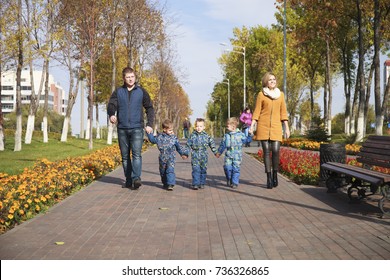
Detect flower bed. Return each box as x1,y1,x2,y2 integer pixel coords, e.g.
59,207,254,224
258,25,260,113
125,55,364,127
256,147,390,186
282,138,361,155
0,145,122,233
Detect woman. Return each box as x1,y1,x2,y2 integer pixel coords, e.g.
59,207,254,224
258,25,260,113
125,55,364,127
249,72,290,189
239,107,252,147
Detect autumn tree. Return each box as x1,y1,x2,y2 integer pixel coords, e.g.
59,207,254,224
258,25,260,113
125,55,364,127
60,0,108,149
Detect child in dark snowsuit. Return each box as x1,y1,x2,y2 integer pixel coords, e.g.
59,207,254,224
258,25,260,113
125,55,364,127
147,119,188,190
186,118,218,190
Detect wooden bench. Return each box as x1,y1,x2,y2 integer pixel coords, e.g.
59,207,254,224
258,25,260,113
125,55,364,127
321,135,390,215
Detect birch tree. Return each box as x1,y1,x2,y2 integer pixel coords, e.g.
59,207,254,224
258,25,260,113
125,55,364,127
14,0,25,152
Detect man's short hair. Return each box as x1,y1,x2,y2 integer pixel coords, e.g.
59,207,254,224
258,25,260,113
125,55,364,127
122,67,135,77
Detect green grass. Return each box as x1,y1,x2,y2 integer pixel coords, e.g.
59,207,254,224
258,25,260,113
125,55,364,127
0,133,116,175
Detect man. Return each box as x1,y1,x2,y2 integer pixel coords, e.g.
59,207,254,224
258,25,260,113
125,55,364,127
107,67,155,189
183,118,190,139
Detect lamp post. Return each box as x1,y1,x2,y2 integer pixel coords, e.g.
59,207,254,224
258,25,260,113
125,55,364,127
222,78,230,119
220,43,246,110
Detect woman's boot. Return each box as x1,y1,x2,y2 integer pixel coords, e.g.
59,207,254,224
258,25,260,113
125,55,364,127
272,171,278,187
266,172,273,189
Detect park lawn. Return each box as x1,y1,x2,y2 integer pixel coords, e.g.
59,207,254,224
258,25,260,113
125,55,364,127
0,135,114,175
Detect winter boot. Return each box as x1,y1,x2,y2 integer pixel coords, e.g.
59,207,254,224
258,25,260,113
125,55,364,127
272,171,278,187
266,172,273,189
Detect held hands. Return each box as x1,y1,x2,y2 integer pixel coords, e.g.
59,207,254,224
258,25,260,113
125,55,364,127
109,115,117,124
145,126,153,134
215,153,220,158
181,155,188,160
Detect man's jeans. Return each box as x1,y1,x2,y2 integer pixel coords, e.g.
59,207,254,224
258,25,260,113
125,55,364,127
118,128,144,185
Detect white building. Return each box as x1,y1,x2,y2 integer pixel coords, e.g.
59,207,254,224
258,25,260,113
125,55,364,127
1,68,67,116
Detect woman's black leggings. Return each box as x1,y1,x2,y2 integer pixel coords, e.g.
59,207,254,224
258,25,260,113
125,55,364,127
260,140,281,173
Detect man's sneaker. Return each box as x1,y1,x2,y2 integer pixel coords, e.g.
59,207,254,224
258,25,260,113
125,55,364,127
192,185,199,190
167,185,174,191
231,184,238,189
123,180,132,189
226,180,231,187
199,185,205,189
132,179,142,190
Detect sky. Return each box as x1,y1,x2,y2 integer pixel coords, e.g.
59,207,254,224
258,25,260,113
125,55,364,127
164,0,279,124
50,0,388,135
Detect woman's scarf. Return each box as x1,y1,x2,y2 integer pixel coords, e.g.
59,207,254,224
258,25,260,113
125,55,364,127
263,87,281,100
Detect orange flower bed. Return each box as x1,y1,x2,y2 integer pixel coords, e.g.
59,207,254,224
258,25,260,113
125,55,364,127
0,145,121,233
282,138,361,155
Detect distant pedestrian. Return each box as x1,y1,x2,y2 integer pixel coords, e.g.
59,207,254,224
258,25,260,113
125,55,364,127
186,118,218,190
146,119,188,191
216,117,246,188
239,107,253,147
107,67,155,190
183,118,191,139
249,72,290,189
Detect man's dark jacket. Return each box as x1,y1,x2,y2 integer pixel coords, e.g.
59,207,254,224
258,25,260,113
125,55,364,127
107,84,155,129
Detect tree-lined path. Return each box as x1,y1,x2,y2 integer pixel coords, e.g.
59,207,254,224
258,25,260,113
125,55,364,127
0,145,389,260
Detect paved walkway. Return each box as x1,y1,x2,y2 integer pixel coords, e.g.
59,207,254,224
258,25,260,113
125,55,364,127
0,143,389,260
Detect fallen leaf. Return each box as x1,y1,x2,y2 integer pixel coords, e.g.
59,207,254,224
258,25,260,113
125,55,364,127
55,241,65,245
159,207,169,210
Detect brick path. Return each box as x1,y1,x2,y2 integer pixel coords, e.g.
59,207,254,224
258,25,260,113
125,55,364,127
0,143,389,260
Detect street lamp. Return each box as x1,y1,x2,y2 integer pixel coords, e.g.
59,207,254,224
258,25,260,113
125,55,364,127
222,78,230,119
220,43,246,110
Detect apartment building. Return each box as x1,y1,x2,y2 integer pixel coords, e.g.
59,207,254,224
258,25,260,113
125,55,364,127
1,68,67,116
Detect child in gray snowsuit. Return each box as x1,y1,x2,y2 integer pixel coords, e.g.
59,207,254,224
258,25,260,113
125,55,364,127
216,117,246,188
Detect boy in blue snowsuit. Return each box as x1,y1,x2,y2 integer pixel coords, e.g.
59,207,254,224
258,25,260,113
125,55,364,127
186,118,218,190
147,119,188,191
216,117,246,188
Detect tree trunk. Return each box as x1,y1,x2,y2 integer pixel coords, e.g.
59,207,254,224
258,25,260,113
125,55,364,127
323,74,328,132
14,0,23,152
373,0,382,135
364,62,374,136
107,121,114,145
107,22,117,145
95,103,100,139
342,44,352,135
61,59,79,142
61,117,71,141
88,60,94,150
326,38,332,136
85,117,90,140
42,58,50,143
355,0,366,143
25,60,45,144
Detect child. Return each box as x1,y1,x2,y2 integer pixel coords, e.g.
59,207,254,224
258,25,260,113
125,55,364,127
186,118,218,190
216,117,246,188
239,107,253,147
147,119,188,191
